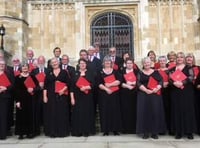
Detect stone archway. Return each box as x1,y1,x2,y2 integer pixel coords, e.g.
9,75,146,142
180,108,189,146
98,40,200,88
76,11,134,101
91,12,134,57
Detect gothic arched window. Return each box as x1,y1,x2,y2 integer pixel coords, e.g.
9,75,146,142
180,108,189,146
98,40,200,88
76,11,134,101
91,12,134,57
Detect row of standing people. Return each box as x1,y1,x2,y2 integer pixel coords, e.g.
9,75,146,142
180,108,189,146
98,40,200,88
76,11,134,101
0,47,200,140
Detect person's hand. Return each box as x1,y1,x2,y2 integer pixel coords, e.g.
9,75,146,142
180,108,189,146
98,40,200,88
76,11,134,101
0,86,7,93
16,102,21,109
27,88,34,94
173,81,183,88
71,98,75,106
105,88,112,94
39,82,44,88
43,96,48,103
145,89,153,94
163,82,169,88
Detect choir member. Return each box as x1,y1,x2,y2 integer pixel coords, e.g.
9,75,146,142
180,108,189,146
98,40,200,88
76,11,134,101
93,42,104,62
185,53,200,135
169,52,196,139
119,52,139,73
14,62,38,139
0,59,14,139
147,50,160,69
194,69,200,135
61,54,75,78
88,46,102,73
158,56,171,134
31,56,48,136
70,59,95,137
43,57,70,137
47,47,62,70
120,58,138,133
108,47,123,71
26,49,36,72
166,51,176,70
136,57,166,139
97,55,122,136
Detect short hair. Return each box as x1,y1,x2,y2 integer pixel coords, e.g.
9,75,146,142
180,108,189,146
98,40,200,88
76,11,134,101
62,54,69,59
167,51,176,59
141,57,151,65
185,52,196,65
102,55,113,68
78,58,87,65
50,57,60,65
147,50,156,57
79,49,88,55
125,57,134,63
158,55,167,62
53,47,61,53
88,46,95,50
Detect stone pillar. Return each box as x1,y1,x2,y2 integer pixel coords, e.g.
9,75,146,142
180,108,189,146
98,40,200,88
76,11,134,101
0,0,28,65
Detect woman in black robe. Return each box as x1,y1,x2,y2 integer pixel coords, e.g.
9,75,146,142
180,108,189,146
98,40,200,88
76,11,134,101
157,56,171,134
43,57,70,137
15,63,38,139
70,59,95,137
185,53,200,135
169,52,196,139
0,59,14,140
136,57,166,139
97,55,122,136
194,68,200,135
120,58,138,134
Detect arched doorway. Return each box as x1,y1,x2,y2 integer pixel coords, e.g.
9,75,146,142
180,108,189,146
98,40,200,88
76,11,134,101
91,12,133,57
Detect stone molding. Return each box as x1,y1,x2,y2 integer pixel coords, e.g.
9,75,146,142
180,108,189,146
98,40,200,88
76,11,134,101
31,2,74,10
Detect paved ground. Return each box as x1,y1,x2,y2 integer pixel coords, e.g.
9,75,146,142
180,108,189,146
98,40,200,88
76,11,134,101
1,134,200,148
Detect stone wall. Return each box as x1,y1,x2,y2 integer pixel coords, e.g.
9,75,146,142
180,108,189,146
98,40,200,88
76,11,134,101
0,0,199,65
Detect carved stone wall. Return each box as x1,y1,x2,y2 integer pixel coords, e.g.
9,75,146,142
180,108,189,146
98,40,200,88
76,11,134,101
0,0,199,65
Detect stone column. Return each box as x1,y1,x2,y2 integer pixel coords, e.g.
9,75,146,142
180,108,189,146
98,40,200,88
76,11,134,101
0,0,28,65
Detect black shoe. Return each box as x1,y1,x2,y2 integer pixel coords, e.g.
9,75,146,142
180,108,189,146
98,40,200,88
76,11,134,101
151,134,158,139
83,133,89,137
187,134,194,140
18,135,23,140
175,134,182,139
0,137,6,140
7,131,12,136
113,132,120,136
26,134,34,139
142,134,149,139
103,132,109,136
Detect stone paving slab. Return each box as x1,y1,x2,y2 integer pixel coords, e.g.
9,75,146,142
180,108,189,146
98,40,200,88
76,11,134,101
1,134,200,148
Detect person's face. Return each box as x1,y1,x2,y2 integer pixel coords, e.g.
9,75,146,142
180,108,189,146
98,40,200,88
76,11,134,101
61,56,69,65
27,51,34,59
126,60,133,69
185,56,193,65
143,59,151,70
104,60,112,68
123,53,130,61
95,46,99,53
168,55,176,62
12,59,20,66
159,58,167,68
21,65,29,73
37,57,45,67
54,49,61,58
176,54,185,64
148,52,156,62
51,59,59,69
88,49,94,56
0,62,5,71
37,57,45,66
80,52,88,60
79,61,87,70
109,48,116,56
